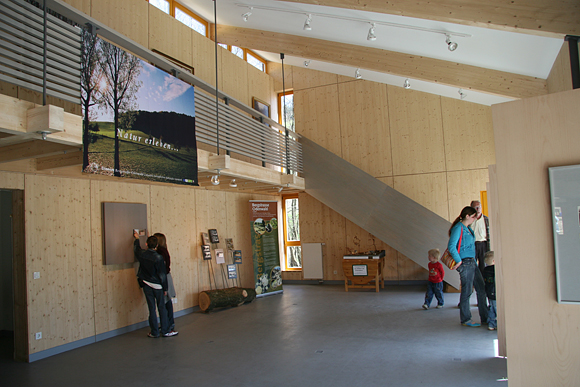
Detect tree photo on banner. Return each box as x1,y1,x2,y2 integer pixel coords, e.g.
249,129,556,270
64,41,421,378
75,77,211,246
81,30,198,185
250,200,282,296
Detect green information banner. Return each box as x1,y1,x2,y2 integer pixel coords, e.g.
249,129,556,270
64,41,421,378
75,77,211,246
250,200,283,297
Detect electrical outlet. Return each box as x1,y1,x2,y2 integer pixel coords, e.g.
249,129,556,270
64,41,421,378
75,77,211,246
35,332,42,340
333,270,337,275
172,298,177,304
33,272,40,279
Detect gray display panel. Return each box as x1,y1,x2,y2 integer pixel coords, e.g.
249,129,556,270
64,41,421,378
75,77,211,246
549,165,580,303
102,202,147,265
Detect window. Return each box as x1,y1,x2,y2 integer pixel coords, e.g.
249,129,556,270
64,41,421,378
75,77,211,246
149,0,170,14
278,91,294,132
148,0,209,37
231,46,244,59
282,194,301,270
246,51,266,72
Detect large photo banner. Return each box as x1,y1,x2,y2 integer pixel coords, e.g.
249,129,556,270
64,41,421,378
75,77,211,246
81,31,198,185
250,201,282,297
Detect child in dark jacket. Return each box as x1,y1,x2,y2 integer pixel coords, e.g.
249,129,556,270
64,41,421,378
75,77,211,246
482,251,496,330
422,249,444,309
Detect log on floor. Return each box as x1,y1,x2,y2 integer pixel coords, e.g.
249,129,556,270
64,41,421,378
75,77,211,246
199,287,256,312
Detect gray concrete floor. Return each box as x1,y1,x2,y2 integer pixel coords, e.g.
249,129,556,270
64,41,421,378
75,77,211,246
1,284,507,386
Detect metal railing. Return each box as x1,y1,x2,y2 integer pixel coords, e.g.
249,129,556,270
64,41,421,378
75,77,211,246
0,0,303,174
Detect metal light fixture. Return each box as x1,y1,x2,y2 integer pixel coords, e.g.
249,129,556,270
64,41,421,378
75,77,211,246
241,7,253,22
458,88,467,100
211,174,220,185
403,79,411,89
229,179,237,188
303,14,312,31
446,34,458,51
304,60,311,67
277,186,284,193
355,68,362,79
367,23,377,41
37,130,51,140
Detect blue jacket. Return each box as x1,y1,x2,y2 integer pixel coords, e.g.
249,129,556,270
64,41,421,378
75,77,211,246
448,223,475,263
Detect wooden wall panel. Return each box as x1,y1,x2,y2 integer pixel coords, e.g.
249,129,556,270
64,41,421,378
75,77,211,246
492,89,580,386
268,62,294,92
0,171,24,189
148,7,193,66
547,41,573,94
393,172,450,221
0,80,17,98
397,252,428,281
294,85,342,157
91,0,149,48
446,169,489,220
150,185,197,311
61,0,90,15
293,66,338,91
388,86,445,175
219,50,250,105
338,81,392,178
89,180,150,335
299,193,346,281
195,190,229,292
191,31,217,87
25,175,93,354
248,65,273,109
441,97,495,172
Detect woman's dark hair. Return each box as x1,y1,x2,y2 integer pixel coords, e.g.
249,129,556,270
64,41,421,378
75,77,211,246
153,233,167,248
449,206,477,236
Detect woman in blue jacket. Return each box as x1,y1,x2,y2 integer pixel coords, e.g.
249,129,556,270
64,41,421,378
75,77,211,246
448,206,489,327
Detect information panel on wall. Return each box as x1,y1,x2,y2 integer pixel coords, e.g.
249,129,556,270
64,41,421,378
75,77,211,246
548,165,580,304
250,200,282,297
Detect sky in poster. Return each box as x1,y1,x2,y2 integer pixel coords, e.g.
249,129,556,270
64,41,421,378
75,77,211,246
95,60,195,121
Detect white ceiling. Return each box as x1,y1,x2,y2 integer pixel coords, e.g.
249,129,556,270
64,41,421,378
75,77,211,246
182,0,565,106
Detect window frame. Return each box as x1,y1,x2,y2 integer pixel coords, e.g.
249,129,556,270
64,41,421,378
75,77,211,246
148,0,209,38
282,193,301,271
278,90,294,130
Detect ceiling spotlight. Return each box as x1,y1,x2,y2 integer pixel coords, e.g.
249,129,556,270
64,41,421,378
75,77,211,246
367,23,377,41
445,34,458,51
403,79,411,89
304,60,311,67
303,14,312,31
229,179,237,188
458,88,467,100
211,175,220,185
241,7,253,22
277,186,284,193
355,68,362,79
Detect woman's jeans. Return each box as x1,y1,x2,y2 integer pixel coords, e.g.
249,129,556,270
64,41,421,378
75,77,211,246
457,258,489,324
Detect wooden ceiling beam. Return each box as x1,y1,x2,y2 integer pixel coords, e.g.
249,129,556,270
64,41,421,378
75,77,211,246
36,151,83,170
215,25,547,99
0,140,80,164
281,0,579,37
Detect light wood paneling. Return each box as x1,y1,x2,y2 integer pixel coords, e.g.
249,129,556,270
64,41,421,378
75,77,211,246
338,81,392,178
299,193,346,281
216,26,547,99
547,41,573,94
90,180,150,335
219,50,249,105
0,171,24,189
91,0,149,48
268,62,294,92
377,176,394,188
393,172,450,221
150,185,197,311
195,190,229,291
60,0,90,15
294,85,342,157
281,0,578,37
492,89,580,386
148,6,193,66
292,66,338,91
191,30,217,86
441,97,495,172
397,252,429,281
25,175,93,354
0,80,17,98
446,169,489,221
388,86,446,175
248,65,273,111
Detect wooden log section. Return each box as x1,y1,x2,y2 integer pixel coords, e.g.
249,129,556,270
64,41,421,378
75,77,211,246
199,287,257,312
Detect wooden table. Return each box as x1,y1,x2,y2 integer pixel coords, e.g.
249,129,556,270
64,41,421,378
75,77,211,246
342,254,385,292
